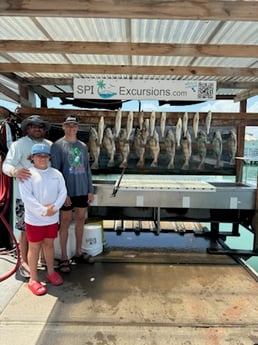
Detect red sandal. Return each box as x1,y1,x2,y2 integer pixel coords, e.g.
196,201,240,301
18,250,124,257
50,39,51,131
46,271,64,286
28,281,47,296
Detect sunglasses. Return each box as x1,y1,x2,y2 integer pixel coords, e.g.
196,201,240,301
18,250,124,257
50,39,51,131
29,124,45,129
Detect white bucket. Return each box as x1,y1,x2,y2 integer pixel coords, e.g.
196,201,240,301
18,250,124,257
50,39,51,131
82,223,103,256
54,223,76,260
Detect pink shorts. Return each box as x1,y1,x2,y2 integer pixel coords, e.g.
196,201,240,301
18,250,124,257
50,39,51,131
25,223,59,242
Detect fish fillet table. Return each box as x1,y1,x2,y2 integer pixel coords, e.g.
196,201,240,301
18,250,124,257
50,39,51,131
92,178,256,210
119,179,215,191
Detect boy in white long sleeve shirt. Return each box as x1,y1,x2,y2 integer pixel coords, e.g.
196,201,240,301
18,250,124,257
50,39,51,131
19,143,67,296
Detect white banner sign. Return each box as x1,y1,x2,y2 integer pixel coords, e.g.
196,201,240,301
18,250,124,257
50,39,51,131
73,79,216,101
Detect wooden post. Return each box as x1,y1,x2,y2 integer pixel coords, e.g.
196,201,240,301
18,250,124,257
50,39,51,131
236,125,245,183
235,100,247,182
39,95,47,108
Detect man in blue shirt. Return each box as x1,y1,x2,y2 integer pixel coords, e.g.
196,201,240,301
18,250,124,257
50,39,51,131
51,115,94,273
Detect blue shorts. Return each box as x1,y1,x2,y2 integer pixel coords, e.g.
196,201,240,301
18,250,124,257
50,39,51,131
61,195,88,211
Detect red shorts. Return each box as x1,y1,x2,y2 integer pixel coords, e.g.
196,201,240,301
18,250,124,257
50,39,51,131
25,223,59,242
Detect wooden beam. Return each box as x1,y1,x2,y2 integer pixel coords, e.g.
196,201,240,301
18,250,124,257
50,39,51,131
51,92,73,98
0,63,257,77
0,82,32,106
0,72,54,102
29,85,53,99
0,0,257,21
0,82,20,103
10,77,258,91
0,72,31,86
1,40,257,58
234,89,258,102
217,82,258,90
16,108,258,126
21,78,73,86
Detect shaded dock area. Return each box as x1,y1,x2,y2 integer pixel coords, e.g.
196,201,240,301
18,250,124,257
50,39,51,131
1,231,258,345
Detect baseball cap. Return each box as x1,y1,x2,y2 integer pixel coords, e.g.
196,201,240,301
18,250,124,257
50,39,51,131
31,143,51,155
21,115,50,132
63,114,79,124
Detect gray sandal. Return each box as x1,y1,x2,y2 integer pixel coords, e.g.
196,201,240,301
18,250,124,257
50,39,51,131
58,260,71,273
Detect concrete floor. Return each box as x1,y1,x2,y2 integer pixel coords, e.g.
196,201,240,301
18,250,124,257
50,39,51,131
1,232,258,345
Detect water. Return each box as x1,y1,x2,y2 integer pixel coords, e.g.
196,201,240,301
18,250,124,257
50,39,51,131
224,139,258,272
243,140,258,184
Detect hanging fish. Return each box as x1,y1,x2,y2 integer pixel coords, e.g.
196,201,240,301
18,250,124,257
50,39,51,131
126,111,134,141
227,129,237,164
182,112,188,137
149,110,156,137
133,127,146,168
181,130,192,170
164,128,176,169
160,112,166,139
118,128,130,168
175,117,182,148
212,130,223,168
138,111,144,130
193,112,199,139
144,118,150,137
98,116,105,145
102,127,116,167
196,129,207,170
148,129,160,167
88,127,100,170
114,108,122,138
205,111,212,135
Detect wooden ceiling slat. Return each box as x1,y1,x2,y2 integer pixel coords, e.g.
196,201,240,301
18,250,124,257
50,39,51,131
0,0,258,21
0,1,258,103
1,41,258,58
0,63,257,78
15,107,258,127
11,78,257,90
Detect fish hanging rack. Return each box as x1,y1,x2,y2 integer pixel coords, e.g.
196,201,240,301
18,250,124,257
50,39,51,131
16,109,257,177
85,110,241,176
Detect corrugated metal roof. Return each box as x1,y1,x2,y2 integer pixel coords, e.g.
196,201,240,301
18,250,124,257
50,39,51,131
0,1,258,106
